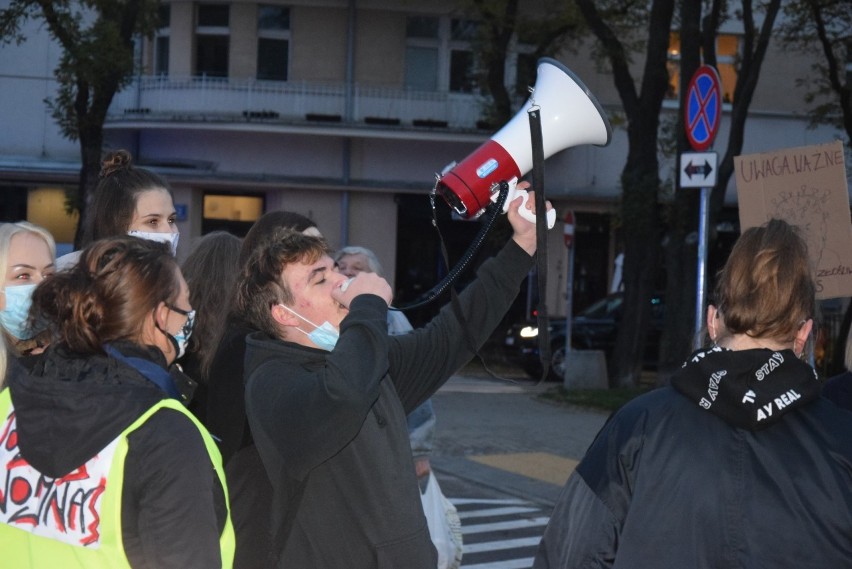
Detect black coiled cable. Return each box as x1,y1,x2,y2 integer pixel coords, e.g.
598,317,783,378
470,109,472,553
392,181,511,312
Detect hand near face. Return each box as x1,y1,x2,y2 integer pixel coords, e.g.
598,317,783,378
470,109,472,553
507,181,552,256
331,272,393,307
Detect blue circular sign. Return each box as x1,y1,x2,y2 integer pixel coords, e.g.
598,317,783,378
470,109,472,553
685,65,721,151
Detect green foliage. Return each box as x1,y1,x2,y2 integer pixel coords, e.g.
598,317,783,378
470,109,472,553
580,0,654,72
0,0,162,225
462,0,587,127
0,1,160,140
776,0,851,137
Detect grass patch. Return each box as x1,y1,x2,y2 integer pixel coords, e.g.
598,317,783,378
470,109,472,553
539,386,653,413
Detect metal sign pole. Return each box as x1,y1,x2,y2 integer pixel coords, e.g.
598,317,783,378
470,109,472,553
683,64,721,351
694,186,710,349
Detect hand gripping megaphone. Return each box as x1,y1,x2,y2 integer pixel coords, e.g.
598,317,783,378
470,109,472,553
435,58,612,228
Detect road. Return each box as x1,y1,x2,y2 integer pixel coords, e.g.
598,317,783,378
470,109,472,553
429,372,609,568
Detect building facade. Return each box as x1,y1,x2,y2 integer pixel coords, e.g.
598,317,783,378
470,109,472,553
0,0,845,324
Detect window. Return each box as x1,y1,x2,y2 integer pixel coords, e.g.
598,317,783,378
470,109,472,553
449,19,480,93
667,32,739,103
155,3,170,75
404,16,480,93
257,5,290,81
202,193,264,236
715,34,738,103
449,50,476,92
196,4,229,78
405,46,439,91
405,16,440,91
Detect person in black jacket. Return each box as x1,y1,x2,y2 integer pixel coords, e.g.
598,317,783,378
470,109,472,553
205,210,320,569
534,218,852,568
0,237,233,568
236,186,544,568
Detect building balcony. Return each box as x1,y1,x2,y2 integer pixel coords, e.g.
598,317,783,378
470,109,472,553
106,75,494,141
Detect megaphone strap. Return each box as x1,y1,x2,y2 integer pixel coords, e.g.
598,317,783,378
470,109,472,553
528,108,552,382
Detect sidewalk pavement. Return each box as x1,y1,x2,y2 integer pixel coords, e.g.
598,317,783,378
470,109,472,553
429,373,610,507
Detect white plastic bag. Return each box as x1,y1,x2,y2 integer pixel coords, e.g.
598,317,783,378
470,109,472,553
421,472,463,569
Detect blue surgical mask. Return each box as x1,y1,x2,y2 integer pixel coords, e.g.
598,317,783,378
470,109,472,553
279,305,340,351
128,230,180,256
0,284,39,340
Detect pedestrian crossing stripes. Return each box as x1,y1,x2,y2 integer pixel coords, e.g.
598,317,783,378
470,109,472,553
449,497,550,569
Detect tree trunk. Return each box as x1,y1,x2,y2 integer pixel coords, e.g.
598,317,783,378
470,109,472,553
609,137,663,387
74,123,105,249
599,0,675,387
658,0,704,378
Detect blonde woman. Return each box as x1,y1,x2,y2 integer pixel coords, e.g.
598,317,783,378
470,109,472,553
0,221,55,385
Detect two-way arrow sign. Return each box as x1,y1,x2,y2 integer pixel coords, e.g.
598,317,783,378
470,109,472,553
680,151,718,188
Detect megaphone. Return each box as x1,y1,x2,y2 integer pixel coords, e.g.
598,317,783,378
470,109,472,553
435,58,612,226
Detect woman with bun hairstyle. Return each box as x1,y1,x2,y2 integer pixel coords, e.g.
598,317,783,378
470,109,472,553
0,236,234,568
56,149,180,269
534,218,852,568
0,221,55,385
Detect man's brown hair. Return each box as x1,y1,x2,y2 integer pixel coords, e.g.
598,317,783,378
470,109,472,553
236,228,330,339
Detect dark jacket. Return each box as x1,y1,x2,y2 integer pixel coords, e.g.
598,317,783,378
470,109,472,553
244,241,534,569
7,342,228,569
823,370,852,411
206,316,277,569
206,316,257,463
534,346,852,568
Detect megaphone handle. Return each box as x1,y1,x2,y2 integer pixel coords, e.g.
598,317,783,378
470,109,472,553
497,178,556,229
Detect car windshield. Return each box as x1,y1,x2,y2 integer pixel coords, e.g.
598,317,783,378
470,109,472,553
578,295,623,319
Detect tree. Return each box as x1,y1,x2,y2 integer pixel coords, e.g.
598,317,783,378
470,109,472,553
777,0,852,143
467,0,585,128
777,0,852,375
0,0,161,247
574,0,676,387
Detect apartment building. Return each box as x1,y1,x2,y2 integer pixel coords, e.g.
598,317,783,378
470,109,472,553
0,0,843,322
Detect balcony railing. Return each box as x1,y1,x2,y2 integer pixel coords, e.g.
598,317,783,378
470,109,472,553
108,75,489,131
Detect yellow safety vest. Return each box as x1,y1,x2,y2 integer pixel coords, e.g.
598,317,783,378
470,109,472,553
0,388,235,568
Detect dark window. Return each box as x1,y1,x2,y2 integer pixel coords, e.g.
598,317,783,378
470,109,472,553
155,36,170,75
451,19,478,41
196,35,229,77
257,38,288,80
258,5,289,30
406,16,439,39
450,49,476,93
257,5,289,80
198,4,229,27
157,3,170,28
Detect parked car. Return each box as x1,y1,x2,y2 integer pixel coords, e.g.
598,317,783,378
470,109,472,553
502,292,665,381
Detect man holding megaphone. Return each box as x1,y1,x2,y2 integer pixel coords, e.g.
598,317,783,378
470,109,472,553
234,185,551,569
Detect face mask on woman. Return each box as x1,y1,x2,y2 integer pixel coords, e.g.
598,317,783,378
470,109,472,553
164,305,195,360
128,230,180,256
0,284,40,340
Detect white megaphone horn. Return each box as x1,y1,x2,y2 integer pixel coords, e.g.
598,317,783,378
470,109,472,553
435,58,612,226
